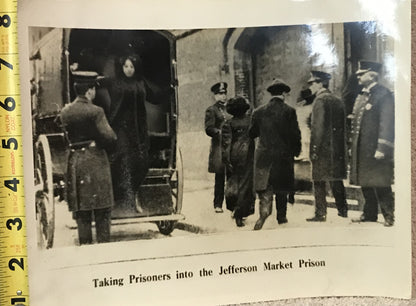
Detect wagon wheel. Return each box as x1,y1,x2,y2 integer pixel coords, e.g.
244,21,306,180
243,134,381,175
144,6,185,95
34,135,55,249
157,148,184,235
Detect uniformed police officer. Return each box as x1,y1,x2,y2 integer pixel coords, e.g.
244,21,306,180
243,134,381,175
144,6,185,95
60,71,117,244
205,82,232,213
305,71,348,222
350,61,395,227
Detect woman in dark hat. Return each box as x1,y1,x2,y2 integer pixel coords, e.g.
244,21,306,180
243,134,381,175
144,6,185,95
106,55,154,210
221,96,255,227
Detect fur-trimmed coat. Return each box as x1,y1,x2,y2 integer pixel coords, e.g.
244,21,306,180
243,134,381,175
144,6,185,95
349,83,394,187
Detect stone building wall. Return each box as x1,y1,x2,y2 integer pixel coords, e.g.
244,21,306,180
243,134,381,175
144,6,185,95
176,24,346,180
176,29,230,180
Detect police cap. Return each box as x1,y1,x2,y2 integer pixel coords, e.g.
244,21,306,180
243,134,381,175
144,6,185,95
72,71,99,95
210,82,228,94
356,60,382,75
307,70,331,84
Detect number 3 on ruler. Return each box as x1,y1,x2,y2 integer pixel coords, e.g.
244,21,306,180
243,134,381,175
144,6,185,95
4,177,22,271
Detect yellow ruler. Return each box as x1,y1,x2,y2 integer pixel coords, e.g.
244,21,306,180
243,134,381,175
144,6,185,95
0,0,29,305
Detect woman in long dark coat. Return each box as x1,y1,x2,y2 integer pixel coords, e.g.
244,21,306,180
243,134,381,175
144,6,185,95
221,96,255,227
107,55,151,209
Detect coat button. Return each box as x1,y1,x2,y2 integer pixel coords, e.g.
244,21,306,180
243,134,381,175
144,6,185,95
71,149,75,152
80,180,84,184
81,148,86,151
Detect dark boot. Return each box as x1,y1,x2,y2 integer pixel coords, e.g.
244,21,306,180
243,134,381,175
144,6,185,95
76,211,93,245
276,192,288,225
337,208,348,218
235,217,245,227
254,218,266,230
277,217,288,224
254,189,273,231
351,214,377,223
288,192,295,204
306,215,326,222
331,180,348,218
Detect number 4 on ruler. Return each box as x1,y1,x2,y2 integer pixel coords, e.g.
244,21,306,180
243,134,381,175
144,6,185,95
5,178,19,192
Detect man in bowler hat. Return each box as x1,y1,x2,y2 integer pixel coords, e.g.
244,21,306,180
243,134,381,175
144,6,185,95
60,71,117,244
205,82,232,213
305,70,348,222
249,79,301,230
350,61,395,226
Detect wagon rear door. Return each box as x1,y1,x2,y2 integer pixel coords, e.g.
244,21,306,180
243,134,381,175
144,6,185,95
30,28,70,122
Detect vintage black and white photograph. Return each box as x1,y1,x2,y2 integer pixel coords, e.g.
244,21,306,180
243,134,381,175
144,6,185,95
29,22,395,249
20,0,411,304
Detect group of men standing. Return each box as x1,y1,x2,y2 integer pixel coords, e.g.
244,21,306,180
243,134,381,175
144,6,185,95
205,60,395,229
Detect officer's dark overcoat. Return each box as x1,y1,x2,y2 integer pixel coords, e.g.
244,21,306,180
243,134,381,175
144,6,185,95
249,97,301,192
350,84,394,187
60,96,117,212
205,101,232,173
310,89,347,181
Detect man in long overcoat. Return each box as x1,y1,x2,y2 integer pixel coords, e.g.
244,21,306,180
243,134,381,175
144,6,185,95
60,71,117,244
249,79,301,230
205,82,232,213
305,71,348,222
350,61,395,226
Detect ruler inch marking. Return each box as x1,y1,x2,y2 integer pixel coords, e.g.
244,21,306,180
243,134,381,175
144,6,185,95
0,2,29,305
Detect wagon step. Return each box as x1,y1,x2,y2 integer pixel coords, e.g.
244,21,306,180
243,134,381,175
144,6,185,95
146,168,175,179
110,214,185,225
66,214,185,229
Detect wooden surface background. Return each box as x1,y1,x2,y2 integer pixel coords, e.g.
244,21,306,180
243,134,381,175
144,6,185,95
411,0,415,299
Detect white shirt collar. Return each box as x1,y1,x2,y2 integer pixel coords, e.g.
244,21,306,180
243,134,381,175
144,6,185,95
272,95,285,100
363,82,377,92
316,88,328,96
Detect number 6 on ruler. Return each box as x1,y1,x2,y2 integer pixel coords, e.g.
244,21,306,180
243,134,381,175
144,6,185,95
0,97,15,111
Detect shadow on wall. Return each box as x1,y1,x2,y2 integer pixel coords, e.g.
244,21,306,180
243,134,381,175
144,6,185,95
178,131,212,181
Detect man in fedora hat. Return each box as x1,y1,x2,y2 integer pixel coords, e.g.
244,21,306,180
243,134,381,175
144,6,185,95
205,82,232,213
350,61,395,226
305,70,348,222
249,79,301,230
60,71,117,244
